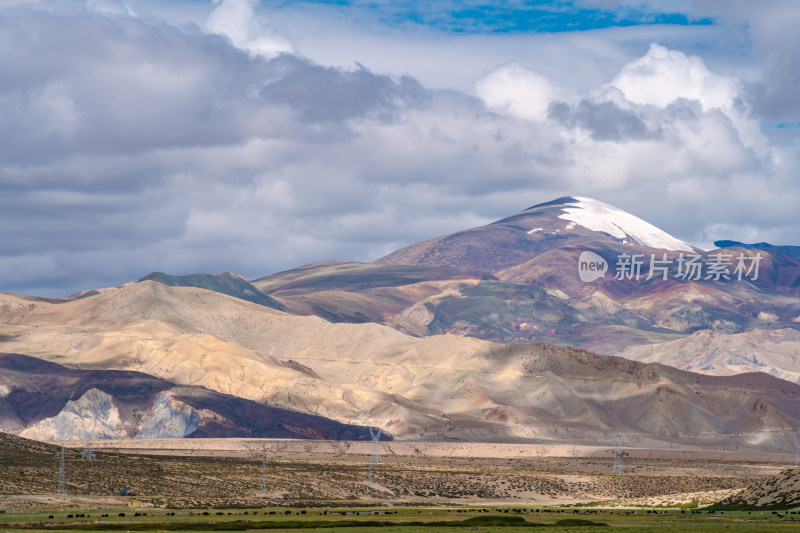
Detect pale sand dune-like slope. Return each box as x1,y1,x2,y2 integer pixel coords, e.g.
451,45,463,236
3,281,800,446
0,282,485,435
618,328,800,384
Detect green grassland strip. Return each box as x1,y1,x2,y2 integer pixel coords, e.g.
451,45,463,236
12,516,607,531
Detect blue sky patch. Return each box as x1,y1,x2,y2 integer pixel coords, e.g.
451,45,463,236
282,1,714,34
764,121,800,129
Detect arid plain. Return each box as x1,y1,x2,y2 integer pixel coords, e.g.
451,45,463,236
1,431,795,512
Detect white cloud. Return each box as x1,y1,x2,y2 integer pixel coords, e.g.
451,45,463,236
611,43,738,111
544,42,788,240
206,0,292,58
86,0,133,16
1,3,799,297
608,42,768,156
473,62,559,121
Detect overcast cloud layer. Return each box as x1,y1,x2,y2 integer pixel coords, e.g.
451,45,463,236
1,0,799,297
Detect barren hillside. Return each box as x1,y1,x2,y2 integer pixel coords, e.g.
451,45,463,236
3,283,800,446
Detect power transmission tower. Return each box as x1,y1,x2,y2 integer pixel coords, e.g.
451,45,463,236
261,456,267,496
611,434,626,475
58,445,66,495
368,427,382,484
791,431,800,466
83,416,97,461
572,444,577,478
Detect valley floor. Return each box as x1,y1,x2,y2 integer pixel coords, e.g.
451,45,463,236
1,438,794,512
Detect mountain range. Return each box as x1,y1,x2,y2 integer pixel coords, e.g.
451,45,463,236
0,352,373,441
2,195,800,446
2,281,800,446
255,197,800,354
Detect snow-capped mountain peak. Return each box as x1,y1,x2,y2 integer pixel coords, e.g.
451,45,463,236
557,196,696,252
